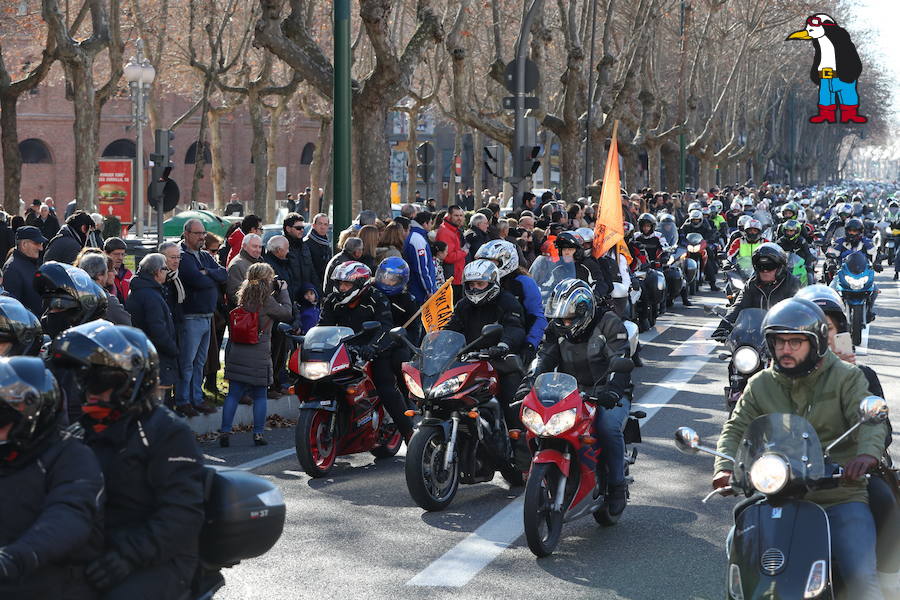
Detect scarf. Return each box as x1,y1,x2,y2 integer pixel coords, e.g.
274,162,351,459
166,269,186,303
306,230,330,247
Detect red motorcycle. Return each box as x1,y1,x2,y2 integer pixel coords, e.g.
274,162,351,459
684,232,708,294
281,322,403,477
519,358,640,556
394,324,523,511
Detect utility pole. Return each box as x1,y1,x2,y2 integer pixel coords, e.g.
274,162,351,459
333,0,352,245
510,0,544,205
679,0,687,192
584,0,599,193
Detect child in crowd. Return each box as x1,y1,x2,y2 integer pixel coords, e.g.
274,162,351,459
431,240,447,287
295,283,320,334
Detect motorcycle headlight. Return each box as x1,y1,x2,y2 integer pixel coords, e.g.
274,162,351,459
749,453,790,495
732,346,760,374
844,275,869,290
688,244,701,253
430,374,466,398
404,373,424,399
521,406,545,435
299,361,330,380
543,408,577,436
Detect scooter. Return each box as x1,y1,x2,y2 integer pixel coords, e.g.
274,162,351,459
519,358,641,557
673,396,889,600
832,250,879,347
394,324,524,511
281,322,404,478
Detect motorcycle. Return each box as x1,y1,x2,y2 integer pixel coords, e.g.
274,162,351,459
395,324,523,511
723,263,751,306
661,250,685,308
883,223,900,265
519,359,642,557
673,396,889,600
709,307,768,413
684,233,708,295
833,251,879,347
788,252,811,286
281,322,404,478
633,256,666,331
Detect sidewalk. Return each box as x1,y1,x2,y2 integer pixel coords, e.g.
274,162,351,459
180,394,300,435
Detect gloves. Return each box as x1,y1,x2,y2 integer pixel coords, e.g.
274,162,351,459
874,263,883,273
85,551,133,590
357,345,378,361
711,328,729,342
484,343,509,359
514,380,534,403
593,389,621,409
0,549,21,583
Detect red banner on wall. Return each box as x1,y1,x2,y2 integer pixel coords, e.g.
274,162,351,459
97,158,133,224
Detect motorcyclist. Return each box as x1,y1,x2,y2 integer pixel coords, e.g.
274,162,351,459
553,231,616,300
726,218,766,274
475,240,547,365
0,356,104,600
656,213,692,307
823,202,855,246
776,219,816,284
516,279,632,515
373,256,423,401
726,214,753,248
774,201,801,234
832,217,877,262
631,213,667,264
48,322,205,599
319,261,414,441
713,243,801,340
0,296,43,357
708,200,728,241
713,298,887,600
680,209,720,291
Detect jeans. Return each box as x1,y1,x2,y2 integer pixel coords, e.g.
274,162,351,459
819,77,860,106
176,315,212,407
372,354,414,439
220,381,268,434
827,501,883,600
595,395,631,486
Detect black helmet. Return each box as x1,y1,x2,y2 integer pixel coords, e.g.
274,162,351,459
844,217,863,244
637,213,657,234
795,285,847,333
763,298,829,377
751,242,787,277
0,296,43,356
545,279,595,341
34,262,107,337
0,356,60,460
49,322,160,423
554,231,585,260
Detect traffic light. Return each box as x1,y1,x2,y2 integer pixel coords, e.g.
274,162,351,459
149,129,178,212
416,142,434,182
155,128,175,167
483,145,504,179
522,144,541,175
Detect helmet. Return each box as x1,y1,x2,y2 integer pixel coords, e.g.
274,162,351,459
0,357,60,460
475,239,519,278
462,259,501,305
48,322,160,424
782,219,801,240
799,197,811,207
373,257,410,296
710,200,723,213
574,227,594,245
844,217,863,244
763,298,829,377
554,231,585,260
688,209,702,223
659,213,675,224
736,215,752,230
889,200,899,209
688,202,701,212
544,279,595,341
781,201,799,218
0,297,42,356
751,242,787,275
795,284,847,333
743,218,763,243
638,213,657,234
742,197,755,209
623,222,635,238
836,202,853,219
330,261,372,306
34,262,107,337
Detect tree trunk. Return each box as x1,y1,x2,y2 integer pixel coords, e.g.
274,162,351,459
698,156,714,191
248,93,268,219
208,109,226,211
350,102,390,219
557,130,581,205
0,95,23,214
661,143,679,193
67,62,100,212
265,101,287,224
406,107,418,204
449,125,462,209
310,118,332,217
646,142,662,192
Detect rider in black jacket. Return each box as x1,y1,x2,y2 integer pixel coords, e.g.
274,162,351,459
0,357,104,600
680,209,721,291
0,297,43,357
49,323,205,600
776,219,816,283
319,261,414,441
713,243,801,339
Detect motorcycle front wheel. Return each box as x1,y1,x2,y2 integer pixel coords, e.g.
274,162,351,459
296,408,338,477
850,304,864,347
405,425,459,511
523,462,565,557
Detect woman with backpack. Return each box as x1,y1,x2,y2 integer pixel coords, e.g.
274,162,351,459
219,262,292,447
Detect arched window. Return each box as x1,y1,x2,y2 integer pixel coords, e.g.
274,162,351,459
19,138,52,164
300,142,315,165
185,141,211,164
102,139,136,158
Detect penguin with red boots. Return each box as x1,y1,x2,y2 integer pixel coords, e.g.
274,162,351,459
787,13,867,124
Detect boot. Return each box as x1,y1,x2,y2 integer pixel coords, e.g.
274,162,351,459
839,105,868,124
607,481,628,516
893,271,898,281
708,279,720,292
681,288,693,307
809,104,837,124
219,432,230,448
631,343,644,368
253,433,268,446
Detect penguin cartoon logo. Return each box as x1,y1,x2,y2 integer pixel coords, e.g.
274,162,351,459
787,13,867,124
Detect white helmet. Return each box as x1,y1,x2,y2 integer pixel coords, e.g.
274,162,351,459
462,259,501,305
475,240,519,278
574,227,594,245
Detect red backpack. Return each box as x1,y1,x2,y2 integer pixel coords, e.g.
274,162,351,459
229,306,260,344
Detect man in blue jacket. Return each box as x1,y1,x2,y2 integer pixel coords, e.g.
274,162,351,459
176,219,227,417
403,212,437,304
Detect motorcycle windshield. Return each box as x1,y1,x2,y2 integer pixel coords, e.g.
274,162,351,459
658,223,678,247
844,251,869,275
685,232,703,246
303,326,355,351
733,413,825,494
533,372,579,407
727,308,766,350
788,252,806,274
416,330,467,377
529,255,577,301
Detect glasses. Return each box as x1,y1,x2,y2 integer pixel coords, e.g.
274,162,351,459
757,264,777,272
806,16,830,27
291,225,305,231
773,337,807,350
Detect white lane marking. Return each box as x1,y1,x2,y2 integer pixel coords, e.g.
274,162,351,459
407,497,526,587
670,322,719,356
639,319,673,345
896,282,900,299
236,448,294,471
408,319,715,587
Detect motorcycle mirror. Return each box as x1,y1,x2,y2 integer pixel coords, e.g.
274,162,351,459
859,396,889,424
609,356,635,374
480,323,503,344
362,321,381,334
277,322,293,335
389,327,408,342
674,427,702,455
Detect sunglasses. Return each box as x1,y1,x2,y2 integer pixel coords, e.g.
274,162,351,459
757,264,777,272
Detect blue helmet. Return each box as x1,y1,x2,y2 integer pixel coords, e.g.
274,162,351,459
374,257,410,296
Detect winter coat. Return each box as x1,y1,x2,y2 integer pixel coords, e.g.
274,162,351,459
375,246,402,265
444,290,526,353
2,250,42,316
37,215,60,241
304,230,332,286
83,407,204,585
126,273,179,386
716,351,887,507
43,225,86,265
403,223,436,304
113,264,132,303
722,272,801,325
296,283,321,334
226,250,263,307
224,286,292,386
104,292,132,326
264,252,293,296
464,227,491,262
285,235,319,298
226,228,245,266
0,430,104,600
435,219,467,283
178,242,227,315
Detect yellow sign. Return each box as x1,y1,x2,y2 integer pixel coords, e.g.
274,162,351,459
390,182,401,205
421,278,455,333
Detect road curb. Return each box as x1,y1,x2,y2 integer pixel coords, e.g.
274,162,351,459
182,395,300,434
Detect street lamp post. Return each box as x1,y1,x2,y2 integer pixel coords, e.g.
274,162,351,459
123,40,155,238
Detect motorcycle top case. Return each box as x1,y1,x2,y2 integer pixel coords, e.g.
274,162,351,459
199,466,287,567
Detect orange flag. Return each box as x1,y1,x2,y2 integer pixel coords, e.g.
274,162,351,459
592,121,632,263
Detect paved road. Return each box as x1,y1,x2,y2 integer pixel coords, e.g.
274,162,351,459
202,273,900,600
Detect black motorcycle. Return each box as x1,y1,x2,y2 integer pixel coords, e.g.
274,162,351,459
674,396,889,599
709,307,768,413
